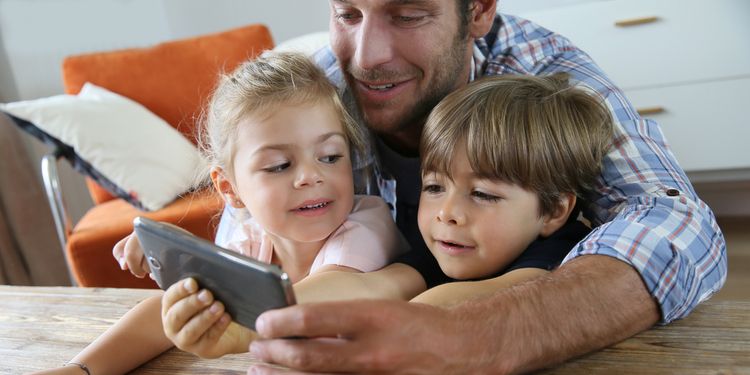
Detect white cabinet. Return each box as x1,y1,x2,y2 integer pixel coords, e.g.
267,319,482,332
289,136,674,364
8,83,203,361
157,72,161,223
625,78,750,173
508,0,750,178
513,0,750,90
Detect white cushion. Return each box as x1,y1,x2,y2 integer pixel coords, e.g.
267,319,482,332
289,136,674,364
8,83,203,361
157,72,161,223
1,83,205,211
274,31,329,55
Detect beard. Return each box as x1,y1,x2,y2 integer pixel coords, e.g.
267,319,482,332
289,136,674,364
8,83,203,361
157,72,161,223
341,33,469,137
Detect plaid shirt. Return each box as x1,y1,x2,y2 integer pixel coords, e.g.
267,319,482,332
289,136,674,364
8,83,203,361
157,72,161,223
314,13,726,323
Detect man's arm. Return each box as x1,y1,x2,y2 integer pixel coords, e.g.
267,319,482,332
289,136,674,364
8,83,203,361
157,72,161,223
248,255,659,374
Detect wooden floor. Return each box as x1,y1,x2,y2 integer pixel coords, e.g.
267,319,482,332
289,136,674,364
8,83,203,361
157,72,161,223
713,217,750,301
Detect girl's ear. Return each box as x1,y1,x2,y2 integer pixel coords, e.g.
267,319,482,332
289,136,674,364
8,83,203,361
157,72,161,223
467,0,497,39
210,167,245,208
540,193,577,237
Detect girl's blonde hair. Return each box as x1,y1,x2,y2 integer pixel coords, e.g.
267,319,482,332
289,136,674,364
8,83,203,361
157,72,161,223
196,51,366,186
420,73,613,216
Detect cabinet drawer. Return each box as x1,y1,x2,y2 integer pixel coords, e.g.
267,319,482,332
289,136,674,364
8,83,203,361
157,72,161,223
624,78,750,173
518,0,750,90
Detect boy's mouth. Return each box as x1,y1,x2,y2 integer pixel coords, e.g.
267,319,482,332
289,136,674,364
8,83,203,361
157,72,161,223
435,238,476,256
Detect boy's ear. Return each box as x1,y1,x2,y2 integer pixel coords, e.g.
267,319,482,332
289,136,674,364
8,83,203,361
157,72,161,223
467,0,497,39
210,167,245,208
540,193,577,237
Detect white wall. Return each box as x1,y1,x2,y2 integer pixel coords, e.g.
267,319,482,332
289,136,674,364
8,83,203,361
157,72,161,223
0,0,330,222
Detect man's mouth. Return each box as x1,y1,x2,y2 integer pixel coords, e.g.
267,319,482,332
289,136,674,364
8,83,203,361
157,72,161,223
366,82,396,91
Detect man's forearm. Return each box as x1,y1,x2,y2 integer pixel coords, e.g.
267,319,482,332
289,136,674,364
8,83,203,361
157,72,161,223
455,254,660,373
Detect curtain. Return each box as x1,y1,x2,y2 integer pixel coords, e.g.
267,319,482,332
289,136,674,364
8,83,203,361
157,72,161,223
0,114,70,285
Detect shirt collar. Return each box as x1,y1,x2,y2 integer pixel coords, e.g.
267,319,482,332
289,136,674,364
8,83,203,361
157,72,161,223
470,44,486,83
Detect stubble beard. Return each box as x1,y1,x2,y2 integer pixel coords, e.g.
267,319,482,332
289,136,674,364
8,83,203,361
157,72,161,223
343,33,469,140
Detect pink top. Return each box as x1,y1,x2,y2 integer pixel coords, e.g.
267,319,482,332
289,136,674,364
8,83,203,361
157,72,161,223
220,195,408,274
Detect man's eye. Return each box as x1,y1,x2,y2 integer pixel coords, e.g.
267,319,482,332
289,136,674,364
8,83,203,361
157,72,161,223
472,191,501,202
422,184,443,194
320,154,343,164
264,162,290,173
394,15,425,24
335,11,362,24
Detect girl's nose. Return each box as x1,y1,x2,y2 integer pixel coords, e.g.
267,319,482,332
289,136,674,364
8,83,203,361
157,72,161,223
293,162,324,188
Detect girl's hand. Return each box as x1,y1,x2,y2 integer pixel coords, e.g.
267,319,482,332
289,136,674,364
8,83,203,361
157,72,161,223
112,232,150,278
161,278,255,358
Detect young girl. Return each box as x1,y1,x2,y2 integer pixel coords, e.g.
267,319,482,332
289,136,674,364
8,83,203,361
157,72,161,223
38,51,406,375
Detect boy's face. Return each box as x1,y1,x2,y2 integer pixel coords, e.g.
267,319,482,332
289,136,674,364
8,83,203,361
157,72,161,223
417,144,548,280
230,101,354,245
328,0,472,148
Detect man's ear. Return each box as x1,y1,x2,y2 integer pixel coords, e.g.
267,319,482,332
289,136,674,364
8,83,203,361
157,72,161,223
467,0,497,39
540,193,577,237
210,167,245,208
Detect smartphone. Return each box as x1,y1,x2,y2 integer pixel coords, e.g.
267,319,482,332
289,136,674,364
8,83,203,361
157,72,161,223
133,216,296,330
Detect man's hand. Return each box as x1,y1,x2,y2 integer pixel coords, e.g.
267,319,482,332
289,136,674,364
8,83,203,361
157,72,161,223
248,255,660,374
112,231,150,278
249,300,473,374
162,278,255,359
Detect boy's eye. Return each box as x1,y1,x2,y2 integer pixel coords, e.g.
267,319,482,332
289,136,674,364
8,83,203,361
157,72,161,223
472,190,501,202
263,162,290,173
319,154,343,164
422,184,444,194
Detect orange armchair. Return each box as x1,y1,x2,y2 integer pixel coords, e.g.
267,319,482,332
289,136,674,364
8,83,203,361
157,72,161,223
45,24,274,288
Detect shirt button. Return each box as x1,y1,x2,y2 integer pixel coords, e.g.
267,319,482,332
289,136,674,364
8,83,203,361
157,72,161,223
666,188,680,197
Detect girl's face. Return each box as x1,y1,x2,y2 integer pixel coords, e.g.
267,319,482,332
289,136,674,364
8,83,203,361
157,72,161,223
417,144,550,280
230,101,354,245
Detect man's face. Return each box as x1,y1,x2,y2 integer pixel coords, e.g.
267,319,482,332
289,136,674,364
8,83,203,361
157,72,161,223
329,0,473,147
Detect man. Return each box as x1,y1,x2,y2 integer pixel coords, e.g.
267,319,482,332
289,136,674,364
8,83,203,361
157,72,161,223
247,0,726,373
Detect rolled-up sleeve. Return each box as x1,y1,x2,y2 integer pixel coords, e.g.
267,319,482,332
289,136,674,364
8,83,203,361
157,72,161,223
562,116,727,323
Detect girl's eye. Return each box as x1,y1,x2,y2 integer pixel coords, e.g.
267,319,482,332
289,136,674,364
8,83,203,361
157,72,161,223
264,162,290,173
320,154,343,164
472,190,501,202
422,184,443,194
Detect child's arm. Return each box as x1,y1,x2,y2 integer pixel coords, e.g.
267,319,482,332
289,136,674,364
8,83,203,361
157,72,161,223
411,268,549,307
295,263,427,303
29,294,173,375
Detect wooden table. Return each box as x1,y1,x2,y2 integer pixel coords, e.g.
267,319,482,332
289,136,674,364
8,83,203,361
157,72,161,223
1,286,748,374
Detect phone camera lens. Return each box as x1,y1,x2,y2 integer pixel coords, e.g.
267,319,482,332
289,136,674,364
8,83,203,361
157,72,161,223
148,257,162,270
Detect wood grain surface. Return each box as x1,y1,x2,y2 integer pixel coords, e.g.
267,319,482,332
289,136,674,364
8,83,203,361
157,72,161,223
1,286,748,374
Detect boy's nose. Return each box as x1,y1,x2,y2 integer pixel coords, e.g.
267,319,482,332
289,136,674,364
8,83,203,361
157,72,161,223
436,195,466,226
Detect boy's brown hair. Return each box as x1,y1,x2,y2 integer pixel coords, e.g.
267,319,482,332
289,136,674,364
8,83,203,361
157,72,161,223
420,73,613,216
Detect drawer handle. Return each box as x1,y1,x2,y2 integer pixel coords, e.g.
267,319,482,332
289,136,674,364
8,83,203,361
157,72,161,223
615,16,660,27
637,106,666,116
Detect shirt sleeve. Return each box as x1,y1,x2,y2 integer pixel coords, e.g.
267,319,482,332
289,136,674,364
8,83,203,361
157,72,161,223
483,14,727,323
310,195,410,273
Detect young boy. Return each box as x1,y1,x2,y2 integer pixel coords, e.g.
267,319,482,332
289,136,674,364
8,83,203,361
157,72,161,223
406,73,614,305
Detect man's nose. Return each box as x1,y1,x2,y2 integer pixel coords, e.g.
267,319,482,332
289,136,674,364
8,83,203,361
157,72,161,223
354,17,394,70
